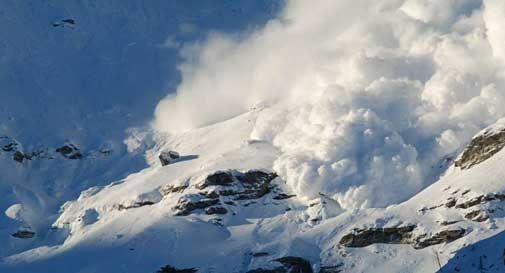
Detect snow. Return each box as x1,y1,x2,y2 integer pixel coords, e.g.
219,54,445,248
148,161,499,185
2,1,505,272
152,0,505,211
0,0,281,262
0,110,504,272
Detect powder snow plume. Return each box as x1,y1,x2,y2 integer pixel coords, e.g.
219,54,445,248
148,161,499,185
152,0,505,209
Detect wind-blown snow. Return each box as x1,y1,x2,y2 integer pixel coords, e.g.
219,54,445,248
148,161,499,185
153,0,505,209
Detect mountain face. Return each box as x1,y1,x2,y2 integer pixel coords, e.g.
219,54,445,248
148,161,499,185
2,1,505,273
0,0,281,261
1,111,504,273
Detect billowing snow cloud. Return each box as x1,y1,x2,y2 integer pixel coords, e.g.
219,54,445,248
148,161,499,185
153,0,505,209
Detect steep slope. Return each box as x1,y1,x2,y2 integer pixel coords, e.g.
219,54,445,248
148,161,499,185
2,112,504,273
0,0,281,260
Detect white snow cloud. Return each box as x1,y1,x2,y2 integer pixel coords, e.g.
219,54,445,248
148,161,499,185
152,0,505,209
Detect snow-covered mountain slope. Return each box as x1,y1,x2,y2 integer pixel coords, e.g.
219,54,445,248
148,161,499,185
0,0,281,260
4,1,505,273
2,112,504,273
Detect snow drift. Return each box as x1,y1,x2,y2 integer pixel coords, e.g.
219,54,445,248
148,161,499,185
153,0,505,209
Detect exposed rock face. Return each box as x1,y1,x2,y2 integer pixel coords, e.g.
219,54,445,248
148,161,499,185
12,151,25,162
56,144,82,159
159,150,180,166
414,229,466,249
1,135,109,163
156,265,198,273
339,225,416,247
455,128,505,169
11,230,36,239
117,201,156,211
171,170,288,216
196,171,235,189
204,206,227,215
339,225,466,249
160,184,188,195
198,170,278,200
455,193,505,209
423,190,505,225
174,196,220,216
247,257,313,273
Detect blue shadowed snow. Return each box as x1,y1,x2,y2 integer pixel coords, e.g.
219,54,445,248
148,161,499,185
0,0,282,258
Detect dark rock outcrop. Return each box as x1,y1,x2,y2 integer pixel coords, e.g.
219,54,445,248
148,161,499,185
13,151,25,162
204,206,227,215
464,210,489,222
339,225,466,249
197,171,235,189
159,150,180,166
339,225,416,247
12,230,36,239
117,201,155,211
247,256,313,273
174,197,220,216
160,184,188,195
455,127,505,169
56,144,82,159
455,193,505,209
413,229,466,249
273,193,296,200
1,136,109,163
156,265,198,273
173,170,289,216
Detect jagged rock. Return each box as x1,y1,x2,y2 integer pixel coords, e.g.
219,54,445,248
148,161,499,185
247,256,313,273
174,196,220,216
199,191,220,199
455,193,505,209
13,151,25,162
197,170,277,199
156,265,198,273
56,144,82,159
445,198,457,208
173,170,288,216
340,225,466,249
12,230,35,239
197,171,235,189
159,150,180,166
464,210,489,222
339,225,416,247
118,201,155,211
2,142,18,152
413,229,466,249
205,206,227,215
160,184,188,195
455,128,505,169
237,170,278,185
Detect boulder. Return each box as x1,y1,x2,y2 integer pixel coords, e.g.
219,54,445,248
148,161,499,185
12,229,35,239
159,150,180,166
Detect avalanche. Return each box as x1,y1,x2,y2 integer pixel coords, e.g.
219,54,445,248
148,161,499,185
2,0,505,273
